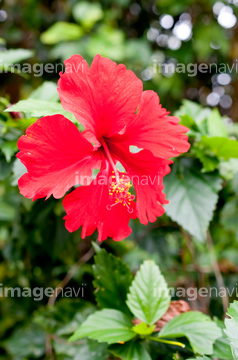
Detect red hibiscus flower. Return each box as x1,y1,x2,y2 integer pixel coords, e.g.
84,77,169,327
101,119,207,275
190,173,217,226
17,54,190,241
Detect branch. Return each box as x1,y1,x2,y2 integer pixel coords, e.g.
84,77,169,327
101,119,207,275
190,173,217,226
48,244,97,306
207,231,229,316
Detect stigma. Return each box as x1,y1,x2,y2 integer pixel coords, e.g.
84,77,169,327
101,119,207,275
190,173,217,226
107,171,135,213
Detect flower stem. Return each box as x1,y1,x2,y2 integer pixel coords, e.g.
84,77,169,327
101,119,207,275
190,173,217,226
148,336,185,348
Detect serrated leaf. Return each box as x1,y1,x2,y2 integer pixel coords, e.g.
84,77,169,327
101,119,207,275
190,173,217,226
213,337,233,360
212,319,233,360
159,312,222,355
69,309,135,344
126,260,170,325
164,158,222,241
224,301,238,359
108,341,152,360
40,22,83,44
93,249,133,315
5,99,77,124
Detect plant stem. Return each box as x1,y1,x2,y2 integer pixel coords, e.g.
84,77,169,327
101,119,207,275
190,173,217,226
148,336,185,348
45,242,100,358
206,231,229,316
48,244,97,306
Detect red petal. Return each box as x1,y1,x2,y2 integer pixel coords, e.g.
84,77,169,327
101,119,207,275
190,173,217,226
107,141,171,225
111,90,190,159
58,54,143,143
63,166,136,241
17,115,102,200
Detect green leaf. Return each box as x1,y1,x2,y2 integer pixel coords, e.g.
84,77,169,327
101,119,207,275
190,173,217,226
3,323,45,359
194,148,219,172
73,1,103,29
0,49,34,65
201,136,238,160
175,100,211,135
207,108,228,137
54,338,109,360
29,81,59,102
221,197,238,238
0,49,34,78
0,156,13,180
11,158,27,186
176,100,203,120
232,173,238,196
86,25,125,61
69,309,136,344
212,319,233,360
91,241,102,253
126,260,170,325
0,202,16,221
132,322,155,335
219,158,238,181
224,301,238,360
179,114,200,132
5,99,77,123
164,158,222,241
40,22,83,44
109,341,152,360
213,337,233,360
159,312,222,355
193,22,229,60
34,299,96,335
1,140,18,162
187,357,211,360
93,249,133,315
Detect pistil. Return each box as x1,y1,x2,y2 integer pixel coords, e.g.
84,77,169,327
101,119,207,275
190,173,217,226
101,138,120,183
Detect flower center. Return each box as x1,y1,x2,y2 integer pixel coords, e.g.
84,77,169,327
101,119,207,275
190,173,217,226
100,138,135,213
107,171,135,213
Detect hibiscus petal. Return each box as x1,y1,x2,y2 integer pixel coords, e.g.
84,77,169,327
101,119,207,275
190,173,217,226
107,141,171,225
58,54,143,142
17,115,102,200
111,90,190,159
63,167,136,241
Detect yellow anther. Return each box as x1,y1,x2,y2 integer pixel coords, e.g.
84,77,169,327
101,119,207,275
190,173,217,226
108,171,135,213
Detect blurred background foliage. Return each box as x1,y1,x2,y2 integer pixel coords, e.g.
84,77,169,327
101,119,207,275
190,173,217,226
0,0,238,359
